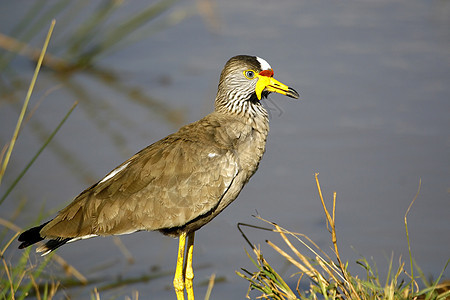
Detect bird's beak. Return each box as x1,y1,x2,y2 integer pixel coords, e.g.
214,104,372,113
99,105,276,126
255,70,299,100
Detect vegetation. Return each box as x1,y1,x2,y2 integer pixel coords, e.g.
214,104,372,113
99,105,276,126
237,174,450,300
0,0,195,188
1,20,64,300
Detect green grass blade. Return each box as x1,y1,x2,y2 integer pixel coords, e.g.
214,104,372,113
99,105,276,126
9,0,47,38
20,0,69,43
66,0,120,56
0,2,68,71
0,101,78,205
0,20,55,189
17,254,53,300
405,179,421,292
83,0,178,62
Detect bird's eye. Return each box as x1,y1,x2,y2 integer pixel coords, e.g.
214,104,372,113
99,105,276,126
244,70,255,79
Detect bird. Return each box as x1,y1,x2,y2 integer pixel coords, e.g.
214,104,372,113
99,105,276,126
18,55,299,299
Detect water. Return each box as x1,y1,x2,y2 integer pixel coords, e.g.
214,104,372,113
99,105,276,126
1,0,449,298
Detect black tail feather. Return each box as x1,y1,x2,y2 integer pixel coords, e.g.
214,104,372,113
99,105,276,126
19,221,72,255
18,221,90,255
36,238,71,255
18,221,49,249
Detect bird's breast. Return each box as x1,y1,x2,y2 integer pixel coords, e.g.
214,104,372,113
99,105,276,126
216,115,268,177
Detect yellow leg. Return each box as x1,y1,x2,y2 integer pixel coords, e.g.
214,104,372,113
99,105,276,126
173,232,186,300
185,232,195,300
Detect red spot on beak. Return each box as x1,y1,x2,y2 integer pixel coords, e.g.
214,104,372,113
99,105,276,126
259,69,274,77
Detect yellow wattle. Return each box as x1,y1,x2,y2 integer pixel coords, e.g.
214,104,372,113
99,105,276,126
255,75,271,100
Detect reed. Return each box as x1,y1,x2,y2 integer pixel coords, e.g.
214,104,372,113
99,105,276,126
1,20,62,300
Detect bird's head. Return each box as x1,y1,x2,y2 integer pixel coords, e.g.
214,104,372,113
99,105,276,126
215,55,299,114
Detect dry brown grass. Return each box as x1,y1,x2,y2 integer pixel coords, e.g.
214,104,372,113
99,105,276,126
237,174,449,300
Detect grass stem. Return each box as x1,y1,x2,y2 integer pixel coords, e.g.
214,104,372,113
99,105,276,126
0,101,78,205
0,20,55,187
404,179,421,293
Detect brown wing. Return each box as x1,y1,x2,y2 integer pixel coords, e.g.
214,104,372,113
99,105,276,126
41,122,239,239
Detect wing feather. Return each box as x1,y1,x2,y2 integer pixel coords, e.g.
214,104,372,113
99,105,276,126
41,120,239,238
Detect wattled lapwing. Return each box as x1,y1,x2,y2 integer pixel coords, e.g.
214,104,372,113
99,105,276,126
19,55,299,299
